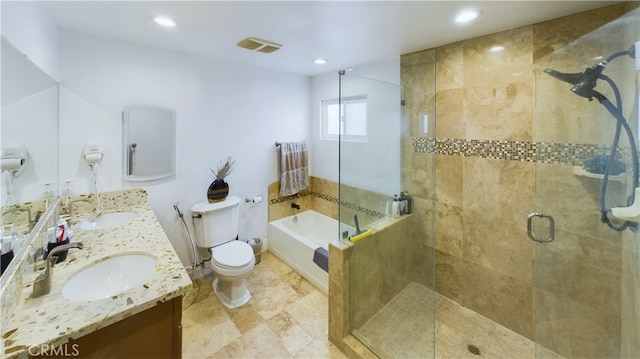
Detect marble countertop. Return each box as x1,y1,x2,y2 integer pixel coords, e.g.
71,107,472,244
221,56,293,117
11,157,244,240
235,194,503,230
2,194,192,358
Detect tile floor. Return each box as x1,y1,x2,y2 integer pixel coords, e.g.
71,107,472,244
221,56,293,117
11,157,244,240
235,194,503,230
181,252,347,359
182,252,561,359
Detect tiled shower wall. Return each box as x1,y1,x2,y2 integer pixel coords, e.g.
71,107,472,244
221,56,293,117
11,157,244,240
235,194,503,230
402,2,639,358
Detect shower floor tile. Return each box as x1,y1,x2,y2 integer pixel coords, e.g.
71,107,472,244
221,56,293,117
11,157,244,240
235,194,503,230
354,282,563,359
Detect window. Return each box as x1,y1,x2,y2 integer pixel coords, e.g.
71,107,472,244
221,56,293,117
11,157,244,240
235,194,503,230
321,95,367,142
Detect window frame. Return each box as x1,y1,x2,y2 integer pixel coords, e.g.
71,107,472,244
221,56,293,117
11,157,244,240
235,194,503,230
320,95,368,143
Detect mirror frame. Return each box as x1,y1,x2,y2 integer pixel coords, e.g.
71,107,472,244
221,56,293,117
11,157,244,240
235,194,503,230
122,106,176,182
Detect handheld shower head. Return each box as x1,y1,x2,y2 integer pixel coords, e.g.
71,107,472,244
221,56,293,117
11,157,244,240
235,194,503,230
544,65,605,101
544,44,636,102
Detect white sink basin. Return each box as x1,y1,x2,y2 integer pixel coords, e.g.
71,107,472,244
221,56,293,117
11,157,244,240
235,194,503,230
77,211,138,230
62,253,156,302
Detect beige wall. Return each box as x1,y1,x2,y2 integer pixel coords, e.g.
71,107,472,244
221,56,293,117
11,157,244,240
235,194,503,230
402,3,639,358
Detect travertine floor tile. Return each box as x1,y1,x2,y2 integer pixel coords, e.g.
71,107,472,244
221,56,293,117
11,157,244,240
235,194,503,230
213,323,291,358
182,252,342,359
266,311,314,355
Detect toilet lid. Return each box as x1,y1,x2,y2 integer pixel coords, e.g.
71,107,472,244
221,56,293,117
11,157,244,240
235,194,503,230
211,241,253,267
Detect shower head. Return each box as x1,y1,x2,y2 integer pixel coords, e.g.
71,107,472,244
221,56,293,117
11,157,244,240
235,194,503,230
544,44,636,102
544,65,605,101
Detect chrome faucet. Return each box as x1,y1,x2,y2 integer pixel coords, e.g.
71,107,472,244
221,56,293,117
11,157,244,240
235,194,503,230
64,197,91,216
32,242,84,298
1,206,43,231
2,206,32,225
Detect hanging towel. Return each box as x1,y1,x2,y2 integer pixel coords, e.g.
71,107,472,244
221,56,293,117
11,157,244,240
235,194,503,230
279,141,309,196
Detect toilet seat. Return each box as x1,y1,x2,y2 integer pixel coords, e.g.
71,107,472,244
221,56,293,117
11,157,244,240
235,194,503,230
211,241,255,270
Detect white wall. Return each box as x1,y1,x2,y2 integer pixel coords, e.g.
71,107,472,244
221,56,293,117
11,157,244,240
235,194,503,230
59,30,310,267
1,1,59,81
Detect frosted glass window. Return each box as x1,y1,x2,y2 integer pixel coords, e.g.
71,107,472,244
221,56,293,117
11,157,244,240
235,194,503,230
321,95,367,142
326,103,340,136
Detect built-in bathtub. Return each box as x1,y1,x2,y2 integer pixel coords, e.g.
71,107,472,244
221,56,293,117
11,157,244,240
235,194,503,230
268,210,352,293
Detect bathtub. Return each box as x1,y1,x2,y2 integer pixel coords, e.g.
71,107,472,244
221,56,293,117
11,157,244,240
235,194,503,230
268,210,352,293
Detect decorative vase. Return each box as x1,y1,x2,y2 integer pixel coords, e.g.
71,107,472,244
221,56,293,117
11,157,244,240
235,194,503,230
208,179,229,203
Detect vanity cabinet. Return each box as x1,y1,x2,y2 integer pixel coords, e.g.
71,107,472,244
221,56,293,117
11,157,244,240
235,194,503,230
30,297,182,359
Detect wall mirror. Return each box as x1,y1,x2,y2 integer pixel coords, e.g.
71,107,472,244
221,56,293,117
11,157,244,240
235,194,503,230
1,37,59,280
122,107,176,181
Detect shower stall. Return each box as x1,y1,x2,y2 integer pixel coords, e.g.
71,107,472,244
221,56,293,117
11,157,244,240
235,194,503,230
336,4,639,358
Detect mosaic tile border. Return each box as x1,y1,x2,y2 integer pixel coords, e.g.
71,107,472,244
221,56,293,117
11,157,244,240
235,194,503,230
338,200,386,220
269,189,313,205
412,137,624,166
269,190,385,219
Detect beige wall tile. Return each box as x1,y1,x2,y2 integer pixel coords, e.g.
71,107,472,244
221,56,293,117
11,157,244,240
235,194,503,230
434,89,464,139
435,250,534,339
461,157,535,282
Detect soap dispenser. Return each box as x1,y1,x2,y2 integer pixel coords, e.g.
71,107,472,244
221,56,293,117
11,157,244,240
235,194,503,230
391,194,400,218
399,191,412,215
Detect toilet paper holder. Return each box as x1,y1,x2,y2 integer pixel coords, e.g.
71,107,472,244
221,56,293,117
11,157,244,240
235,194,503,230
1,147,28,176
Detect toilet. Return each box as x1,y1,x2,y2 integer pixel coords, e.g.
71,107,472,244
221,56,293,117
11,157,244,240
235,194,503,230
191,196,255,308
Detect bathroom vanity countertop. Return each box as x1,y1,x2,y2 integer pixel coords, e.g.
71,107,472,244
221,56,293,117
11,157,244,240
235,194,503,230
2,201,192,358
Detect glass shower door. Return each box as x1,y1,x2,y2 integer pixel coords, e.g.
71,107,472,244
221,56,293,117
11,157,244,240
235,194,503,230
533,7,640,358
339,59,436,358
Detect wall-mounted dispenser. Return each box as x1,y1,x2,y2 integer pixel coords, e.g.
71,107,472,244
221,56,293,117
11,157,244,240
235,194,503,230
82,145,103,173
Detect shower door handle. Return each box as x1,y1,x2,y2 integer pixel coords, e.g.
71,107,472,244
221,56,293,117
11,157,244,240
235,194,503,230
527,213,555,243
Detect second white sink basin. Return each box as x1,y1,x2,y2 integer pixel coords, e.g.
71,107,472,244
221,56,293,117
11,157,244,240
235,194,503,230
62,253,156,302
77,211,138,230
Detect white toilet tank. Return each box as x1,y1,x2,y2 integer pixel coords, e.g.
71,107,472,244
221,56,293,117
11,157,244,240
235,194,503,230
191,196,240,248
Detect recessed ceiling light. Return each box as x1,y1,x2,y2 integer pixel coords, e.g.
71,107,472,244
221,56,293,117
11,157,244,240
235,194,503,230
489,46,504,53
314,58,327,65
455,9,481,24
153,16,176,28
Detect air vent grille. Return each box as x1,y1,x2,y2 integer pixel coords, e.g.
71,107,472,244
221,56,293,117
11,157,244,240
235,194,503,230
237,37,282,53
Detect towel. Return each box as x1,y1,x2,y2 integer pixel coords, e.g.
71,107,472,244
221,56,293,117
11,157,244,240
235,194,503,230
279,141,309,196
313,247,329,272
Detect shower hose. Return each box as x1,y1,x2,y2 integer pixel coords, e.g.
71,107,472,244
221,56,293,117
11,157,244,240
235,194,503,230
594,48,639,232
546,45,639,232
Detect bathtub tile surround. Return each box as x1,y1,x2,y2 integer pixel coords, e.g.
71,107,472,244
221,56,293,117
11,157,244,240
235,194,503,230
268,176,388,227
401,3,638,359
2,189,191,358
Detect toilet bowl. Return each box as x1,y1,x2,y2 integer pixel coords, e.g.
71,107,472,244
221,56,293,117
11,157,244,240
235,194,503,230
191,196,256,309
209,240,255,308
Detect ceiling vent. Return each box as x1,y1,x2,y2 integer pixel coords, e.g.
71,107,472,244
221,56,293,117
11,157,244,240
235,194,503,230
236,37,282,54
